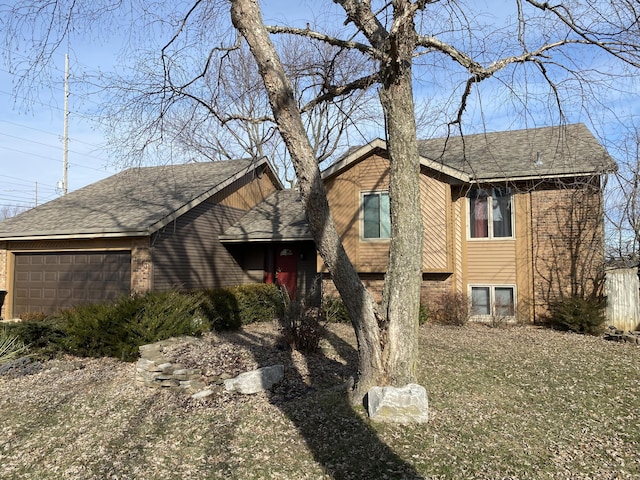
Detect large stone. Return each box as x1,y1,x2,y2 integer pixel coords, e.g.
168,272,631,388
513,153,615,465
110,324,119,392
367,383,429,424
224,365,285,394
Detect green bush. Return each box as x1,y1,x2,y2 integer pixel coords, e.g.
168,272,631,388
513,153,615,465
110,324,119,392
321,296,351,324
418,304,430,325
57,290,208,361
547,295,606,336
200,288,242,330
200,284,284,330
425,292,470,326
231,284,285,326
2,317,66,359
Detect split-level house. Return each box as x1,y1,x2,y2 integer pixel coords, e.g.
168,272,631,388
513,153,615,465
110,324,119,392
223,123,616,322
0,124,616,323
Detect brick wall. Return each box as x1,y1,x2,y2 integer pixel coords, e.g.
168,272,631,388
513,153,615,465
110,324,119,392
131,238,152,294
530,181,605,318
322,272,453,306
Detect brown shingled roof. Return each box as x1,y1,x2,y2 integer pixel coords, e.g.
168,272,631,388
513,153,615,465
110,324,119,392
0,159,267,240
220,190,312,243
417,123,617,182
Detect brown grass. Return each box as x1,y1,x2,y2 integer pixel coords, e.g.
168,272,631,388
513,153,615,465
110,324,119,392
0,322,638,479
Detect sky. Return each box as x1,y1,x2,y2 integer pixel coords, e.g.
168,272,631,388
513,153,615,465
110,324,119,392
0,1,328,211
0,1,637,213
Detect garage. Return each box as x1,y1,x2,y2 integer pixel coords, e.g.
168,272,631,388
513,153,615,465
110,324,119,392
13,251,131,315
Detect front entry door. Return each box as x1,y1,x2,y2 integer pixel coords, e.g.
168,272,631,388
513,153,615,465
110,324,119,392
275,247,297,300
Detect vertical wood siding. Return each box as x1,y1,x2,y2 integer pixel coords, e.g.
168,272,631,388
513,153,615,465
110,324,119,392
605,268,640,331
420,174,449,270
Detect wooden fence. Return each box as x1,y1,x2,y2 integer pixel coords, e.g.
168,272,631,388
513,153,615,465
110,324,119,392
605,267,640,331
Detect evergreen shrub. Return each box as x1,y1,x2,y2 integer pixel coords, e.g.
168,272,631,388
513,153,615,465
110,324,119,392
547,295,606,336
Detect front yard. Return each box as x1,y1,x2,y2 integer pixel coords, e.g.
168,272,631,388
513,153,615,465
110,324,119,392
0,322,638,479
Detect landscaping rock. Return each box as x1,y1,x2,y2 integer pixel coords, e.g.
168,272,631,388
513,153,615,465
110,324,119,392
136,338,205,393
367,383,429,424
604,327,640,344
223,365,285,394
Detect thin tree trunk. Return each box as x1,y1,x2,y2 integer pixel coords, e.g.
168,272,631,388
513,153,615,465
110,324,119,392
230,0,385,404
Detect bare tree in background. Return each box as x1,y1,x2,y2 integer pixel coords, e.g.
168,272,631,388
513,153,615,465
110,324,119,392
3,0,640,404
0,205,28,221
605,122,640,263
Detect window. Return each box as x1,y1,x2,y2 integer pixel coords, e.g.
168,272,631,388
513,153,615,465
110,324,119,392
468,187,513,239
470,285,516,317
362,191,391,239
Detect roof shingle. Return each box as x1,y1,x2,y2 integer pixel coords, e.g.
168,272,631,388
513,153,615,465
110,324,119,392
0,159,260,239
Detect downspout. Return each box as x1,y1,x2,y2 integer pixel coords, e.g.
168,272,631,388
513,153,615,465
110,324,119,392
530,190,536,323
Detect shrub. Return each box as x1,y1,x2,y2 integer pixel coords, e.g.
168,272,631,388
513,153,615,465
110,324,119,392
425,292,470,326
200,288,242,330
232,284,285,326
2,317,66,359
322,296,351,324
547,295,606,336
279,290,324,353
57,290,208,361
0,328,28,365
200,284,284,330
418,304,430,325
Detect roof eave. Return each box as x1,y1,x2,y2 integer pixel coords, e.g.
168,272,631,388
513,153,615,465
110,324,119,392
0,229,150,242
471,168,615,184
219,234,314,243
321,138,387,180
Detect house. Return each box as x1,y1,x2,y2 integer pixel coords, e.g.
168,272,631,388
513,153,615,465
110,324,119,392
0,158,281,317
317,123,616,321
0,123,616,323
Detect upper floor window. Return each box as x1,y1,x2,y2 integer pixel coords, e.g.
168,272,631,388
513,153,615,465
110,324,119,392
468,187,513,239
362,191,390,239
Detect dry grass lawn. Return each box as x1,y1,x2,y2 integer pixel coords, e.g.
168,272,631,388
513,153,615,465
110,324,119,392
1,322,639,479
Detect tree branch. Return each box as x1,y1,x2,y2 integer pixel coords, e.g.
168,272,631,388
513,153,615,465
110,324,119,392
301,72,381,112
265,24,384,60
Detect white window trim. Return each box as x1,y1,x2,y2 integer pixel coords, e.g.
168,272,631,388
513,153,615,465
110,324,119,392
360,190,391,242
468,284,518,320
466,187,515,240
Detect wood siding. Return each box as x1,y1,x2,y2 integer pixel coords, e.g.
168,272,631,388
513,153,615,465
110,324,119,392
152,171,278,291
466,240,518,284
605,268,640,331
420,173,449,271
324,153,451,273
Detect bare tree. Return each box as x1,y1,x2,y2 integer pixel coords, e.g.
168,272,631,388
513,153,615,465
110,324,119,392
0,205,28,221
605,122,640,263
3,0,640,404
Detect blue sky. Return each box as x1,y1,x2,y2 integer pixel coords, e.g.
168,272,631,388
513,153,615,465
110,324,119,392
0,1,327,210
0,1,637,211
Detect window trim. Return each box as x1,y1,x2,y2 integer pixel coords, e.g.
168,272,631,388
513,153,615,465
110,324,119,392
360,190,391,241
467,187,514,240
468,284,517,319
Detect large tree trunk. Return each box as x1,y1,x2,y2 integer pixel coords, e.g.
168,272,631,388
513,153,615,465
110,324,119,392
378,5,423,388
230,0,423,404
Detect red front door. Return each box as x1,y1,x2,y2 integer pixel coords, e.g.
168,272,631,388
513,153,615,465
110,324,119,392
275,247,297,300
